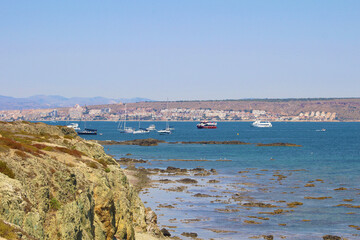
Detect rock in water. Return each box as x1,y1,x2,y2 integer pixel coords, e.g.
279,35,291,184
181,232,198,238
263,235,274,240
160,228,171,237
323,235,342,240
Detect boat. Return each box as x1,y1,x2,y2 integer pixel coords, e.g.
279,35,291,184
132,117,150,134
157,129,172,134
77,128,97,135
67,123,80,131
196,121,217,129
157,121,172,134
316,128,326,132
118,104,134,133
251,120,272,128
119,127,134,134
157,100,172,134
146,124,156,131
77,121,98,135
133,128,150,134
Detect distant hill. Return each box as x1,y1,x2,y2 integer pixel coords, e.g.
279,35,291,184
0,95,153,110
89,98,360,121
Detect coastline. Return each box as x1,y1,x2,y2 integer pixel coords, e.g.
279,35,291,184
118,157,356,240
39,119,360,123
0,122,170,240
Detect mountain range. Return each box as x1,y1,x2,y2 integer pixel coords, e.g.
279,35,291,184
0,95,152,110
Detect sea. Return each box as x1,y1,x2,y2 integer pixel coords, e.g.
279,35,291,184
45,121,360,239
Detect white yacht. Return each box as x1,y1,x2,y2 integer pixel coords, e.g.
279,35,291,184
157,122,172,134
251,120,272,128
119,127,135,134
133,128,150,134
146,124,156,131
132,117,151,134
67,123,80,131
157,129,172,134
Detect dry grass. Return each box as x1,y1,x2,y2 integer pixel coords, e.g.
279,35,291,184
0,137,44,157
14,150,29,160
95,158,108,168
53,147,84,158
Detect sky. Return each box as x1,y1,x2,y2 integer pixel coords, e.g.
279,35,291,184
1,0,359,101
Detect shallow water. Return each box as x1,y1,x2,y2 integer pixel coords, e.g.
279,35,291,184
47,121,360,239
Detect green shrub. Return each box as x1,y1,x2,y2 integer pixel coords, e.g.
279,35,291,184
0,219,17,239
0,161,15,178
49,198,61,211
104,167,110,173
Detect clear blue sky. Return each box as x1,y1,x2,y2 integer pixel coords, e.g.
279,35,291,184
1,0,359,101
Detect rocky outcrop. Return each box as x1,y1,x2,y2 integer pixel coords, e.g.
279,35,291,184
0,121,162,240
98,138,301,147
256,142,302,147
98,139,166,146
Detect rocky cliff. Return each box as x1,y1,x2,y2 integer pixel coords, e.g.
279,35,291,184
0,121,161,240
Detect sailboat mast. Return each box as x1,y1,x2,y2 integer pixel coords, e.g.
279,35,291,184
124,104,127,130
166,99,169,129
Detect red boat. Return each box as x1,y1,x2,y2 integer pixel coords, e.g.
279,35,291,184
196,121,217,129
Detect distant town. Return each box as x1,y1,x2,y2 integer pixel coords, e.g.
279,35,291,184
1,98,360,122
0,102,344,122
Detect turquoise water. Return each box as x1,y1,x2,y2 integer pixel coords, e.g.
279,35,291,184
48,121,360,239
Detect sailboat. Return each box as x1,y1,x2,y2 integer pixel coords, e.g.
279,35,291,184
118,104,134,133
133,118,150,134
77,121,97,135
157,100,172,134
157,120,172,134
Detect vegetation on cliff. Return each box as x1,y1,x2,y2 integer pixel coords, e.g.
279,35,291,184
0,121,162,240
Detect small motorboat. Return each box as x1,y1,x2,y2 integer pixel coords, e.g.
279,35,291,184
67,123,80,131
146,124,156,131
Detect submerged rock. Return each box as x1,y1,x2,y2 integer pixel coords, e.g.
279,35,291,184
263,235,274,240
180,140,250,145
99,138,166,146
256,142,302,147
322,235,342,240
181,232,198,238
118,157,147,163
207,179,220,183
241,202,278,208
176,178,198,184
287,202,304,208
193,193,212,198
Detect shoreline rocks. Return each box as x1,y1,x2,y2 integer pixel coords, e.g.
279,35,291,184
0,121,163,240
97,138,302,147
